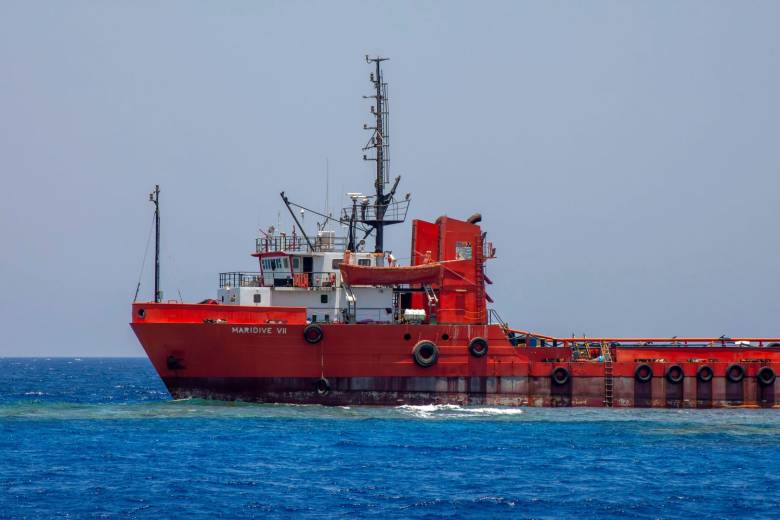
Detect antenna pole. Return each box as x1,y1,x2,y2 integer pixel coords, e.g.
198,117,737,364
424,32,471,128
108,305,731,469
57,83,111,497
150,185,161,303
364,55,390,253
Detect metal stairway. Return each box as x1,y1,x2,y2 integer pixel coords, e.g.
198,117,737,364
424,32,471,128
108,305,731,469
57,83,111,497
343,284,356,323
423,283,438,306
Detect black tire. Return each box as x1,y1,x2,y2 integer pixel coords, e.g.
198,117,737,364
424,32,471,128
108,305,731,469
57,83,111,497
412,340,439,368
726,364,745,383
551,367,569,386
468,337,489,358
315,378,331,396
303,324,324,344
635,364,653,383
666,364,684,384
697,365,714,383
757,367,776,386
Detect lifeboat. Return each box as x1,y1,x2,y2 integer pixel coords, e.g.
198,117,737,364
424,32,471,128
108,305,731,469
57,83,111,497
339,262,443,286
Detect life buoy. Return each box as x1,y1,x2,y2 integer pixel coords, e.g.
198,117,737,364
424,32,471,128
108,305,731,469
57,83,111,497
468,337,489,358
726,364,745,383
551,367,569,386
696,365,714,383
315,378,331,395
303,324,324,344
666,365,684,384
635,364,653,383
757,367,776,386
412,340,439,368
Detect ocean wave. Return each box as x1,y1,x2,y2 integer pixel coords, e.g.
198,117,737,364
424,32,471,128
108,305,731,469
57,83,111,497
396,404,524,419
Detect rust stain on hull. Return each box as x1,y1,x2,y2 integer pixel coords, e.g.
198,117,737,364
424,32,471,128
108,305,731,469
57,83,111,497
164,375,780,408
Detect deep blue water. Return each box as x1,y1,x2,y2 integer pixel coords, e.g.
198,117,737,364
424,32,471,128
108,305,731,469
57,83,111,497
2,359,780,519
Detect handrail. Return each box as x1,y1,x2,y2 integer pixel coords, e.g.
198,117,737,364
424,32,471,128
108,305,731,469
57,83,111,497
256,235,348,253
504,327,780,347
219,271,339,289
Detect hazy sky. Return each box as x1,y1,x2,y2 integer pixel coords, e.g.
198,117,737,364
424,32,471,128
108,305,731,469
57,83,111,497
1,1,778,356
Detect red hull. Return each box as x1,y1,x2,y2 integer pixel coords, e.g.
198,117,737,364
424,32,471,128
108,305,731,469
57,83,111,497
132,303,780,408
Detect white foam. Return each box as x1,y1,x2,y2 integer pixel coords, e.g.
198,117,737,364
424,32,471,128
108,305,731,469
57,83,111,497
396,404,524,418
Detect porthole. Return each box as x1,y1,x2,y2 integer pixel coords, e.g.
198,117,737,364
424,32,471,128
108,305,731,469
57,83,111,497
137,308,145,319
442,333,450,341
403,333,412,341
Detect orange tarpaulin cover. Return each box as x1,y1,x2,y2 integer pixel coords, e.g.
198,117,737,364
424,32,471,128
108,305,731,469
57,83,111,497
339,262,443,286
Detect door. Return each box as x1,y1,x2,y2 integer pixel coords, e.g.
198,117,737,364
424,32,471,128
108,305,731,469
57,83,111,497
303,256,314,287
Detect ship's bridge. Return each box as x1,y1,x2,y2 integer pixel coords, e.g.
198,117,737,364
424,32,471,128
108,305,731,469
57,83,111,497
218,229,392,324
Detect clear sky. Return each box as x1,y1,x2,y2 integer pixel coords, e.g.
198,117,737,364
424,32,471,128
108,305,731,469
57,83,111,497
1,1,778,356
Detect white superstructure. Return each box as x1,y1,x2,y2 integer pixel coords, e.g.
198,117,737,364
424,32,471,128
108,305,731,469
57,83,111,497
217,229,394,323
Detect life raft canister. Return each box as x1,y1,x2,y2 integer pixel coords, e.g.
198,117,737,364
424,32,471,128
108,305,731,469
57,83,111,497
726,364,745,383
696,365,714,383
635,364,653,383
303,324,324,344
315,377,331,396
468,337,489,358
412,340,439,368
551,366,570,386
757,367,776,386
666,365,684,384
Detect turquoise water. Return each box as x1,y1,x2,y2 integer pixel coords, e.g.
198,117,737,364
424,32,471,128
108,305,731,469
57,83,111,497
2,358,780,518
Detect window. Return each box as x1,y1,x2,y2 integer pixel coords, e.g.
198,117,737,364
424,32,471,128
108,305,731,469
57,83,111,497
253,293,262,304
358,258,371,266
292,257,300,270
320,294,328,304
324,314,330,322
312,314,317,322
282,257,289,269
331,259,343,269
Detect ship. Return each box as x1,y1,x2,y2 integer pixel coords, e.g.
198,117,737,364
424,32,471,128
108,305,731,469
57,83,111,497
131,57,780,408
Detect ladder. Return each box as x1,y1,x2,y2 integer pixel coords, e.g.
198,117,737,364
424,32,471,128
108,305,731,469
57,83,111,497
601,342,614,407
474,238,486,323
573,342,591,360
423,283,438,306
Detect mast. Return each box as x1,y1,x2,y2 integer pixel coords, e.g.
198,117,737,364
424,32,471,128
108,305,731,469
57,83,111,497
363,55,390,253
149,185,161,303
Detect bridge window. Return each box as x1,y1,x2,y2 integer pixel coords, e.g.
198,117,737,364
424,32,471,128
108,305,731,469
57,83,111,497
358,258,371,266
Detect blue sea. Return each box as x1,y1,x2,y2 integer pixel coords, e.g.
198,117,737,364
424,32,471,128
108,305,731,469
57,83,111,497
2,359,780,519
